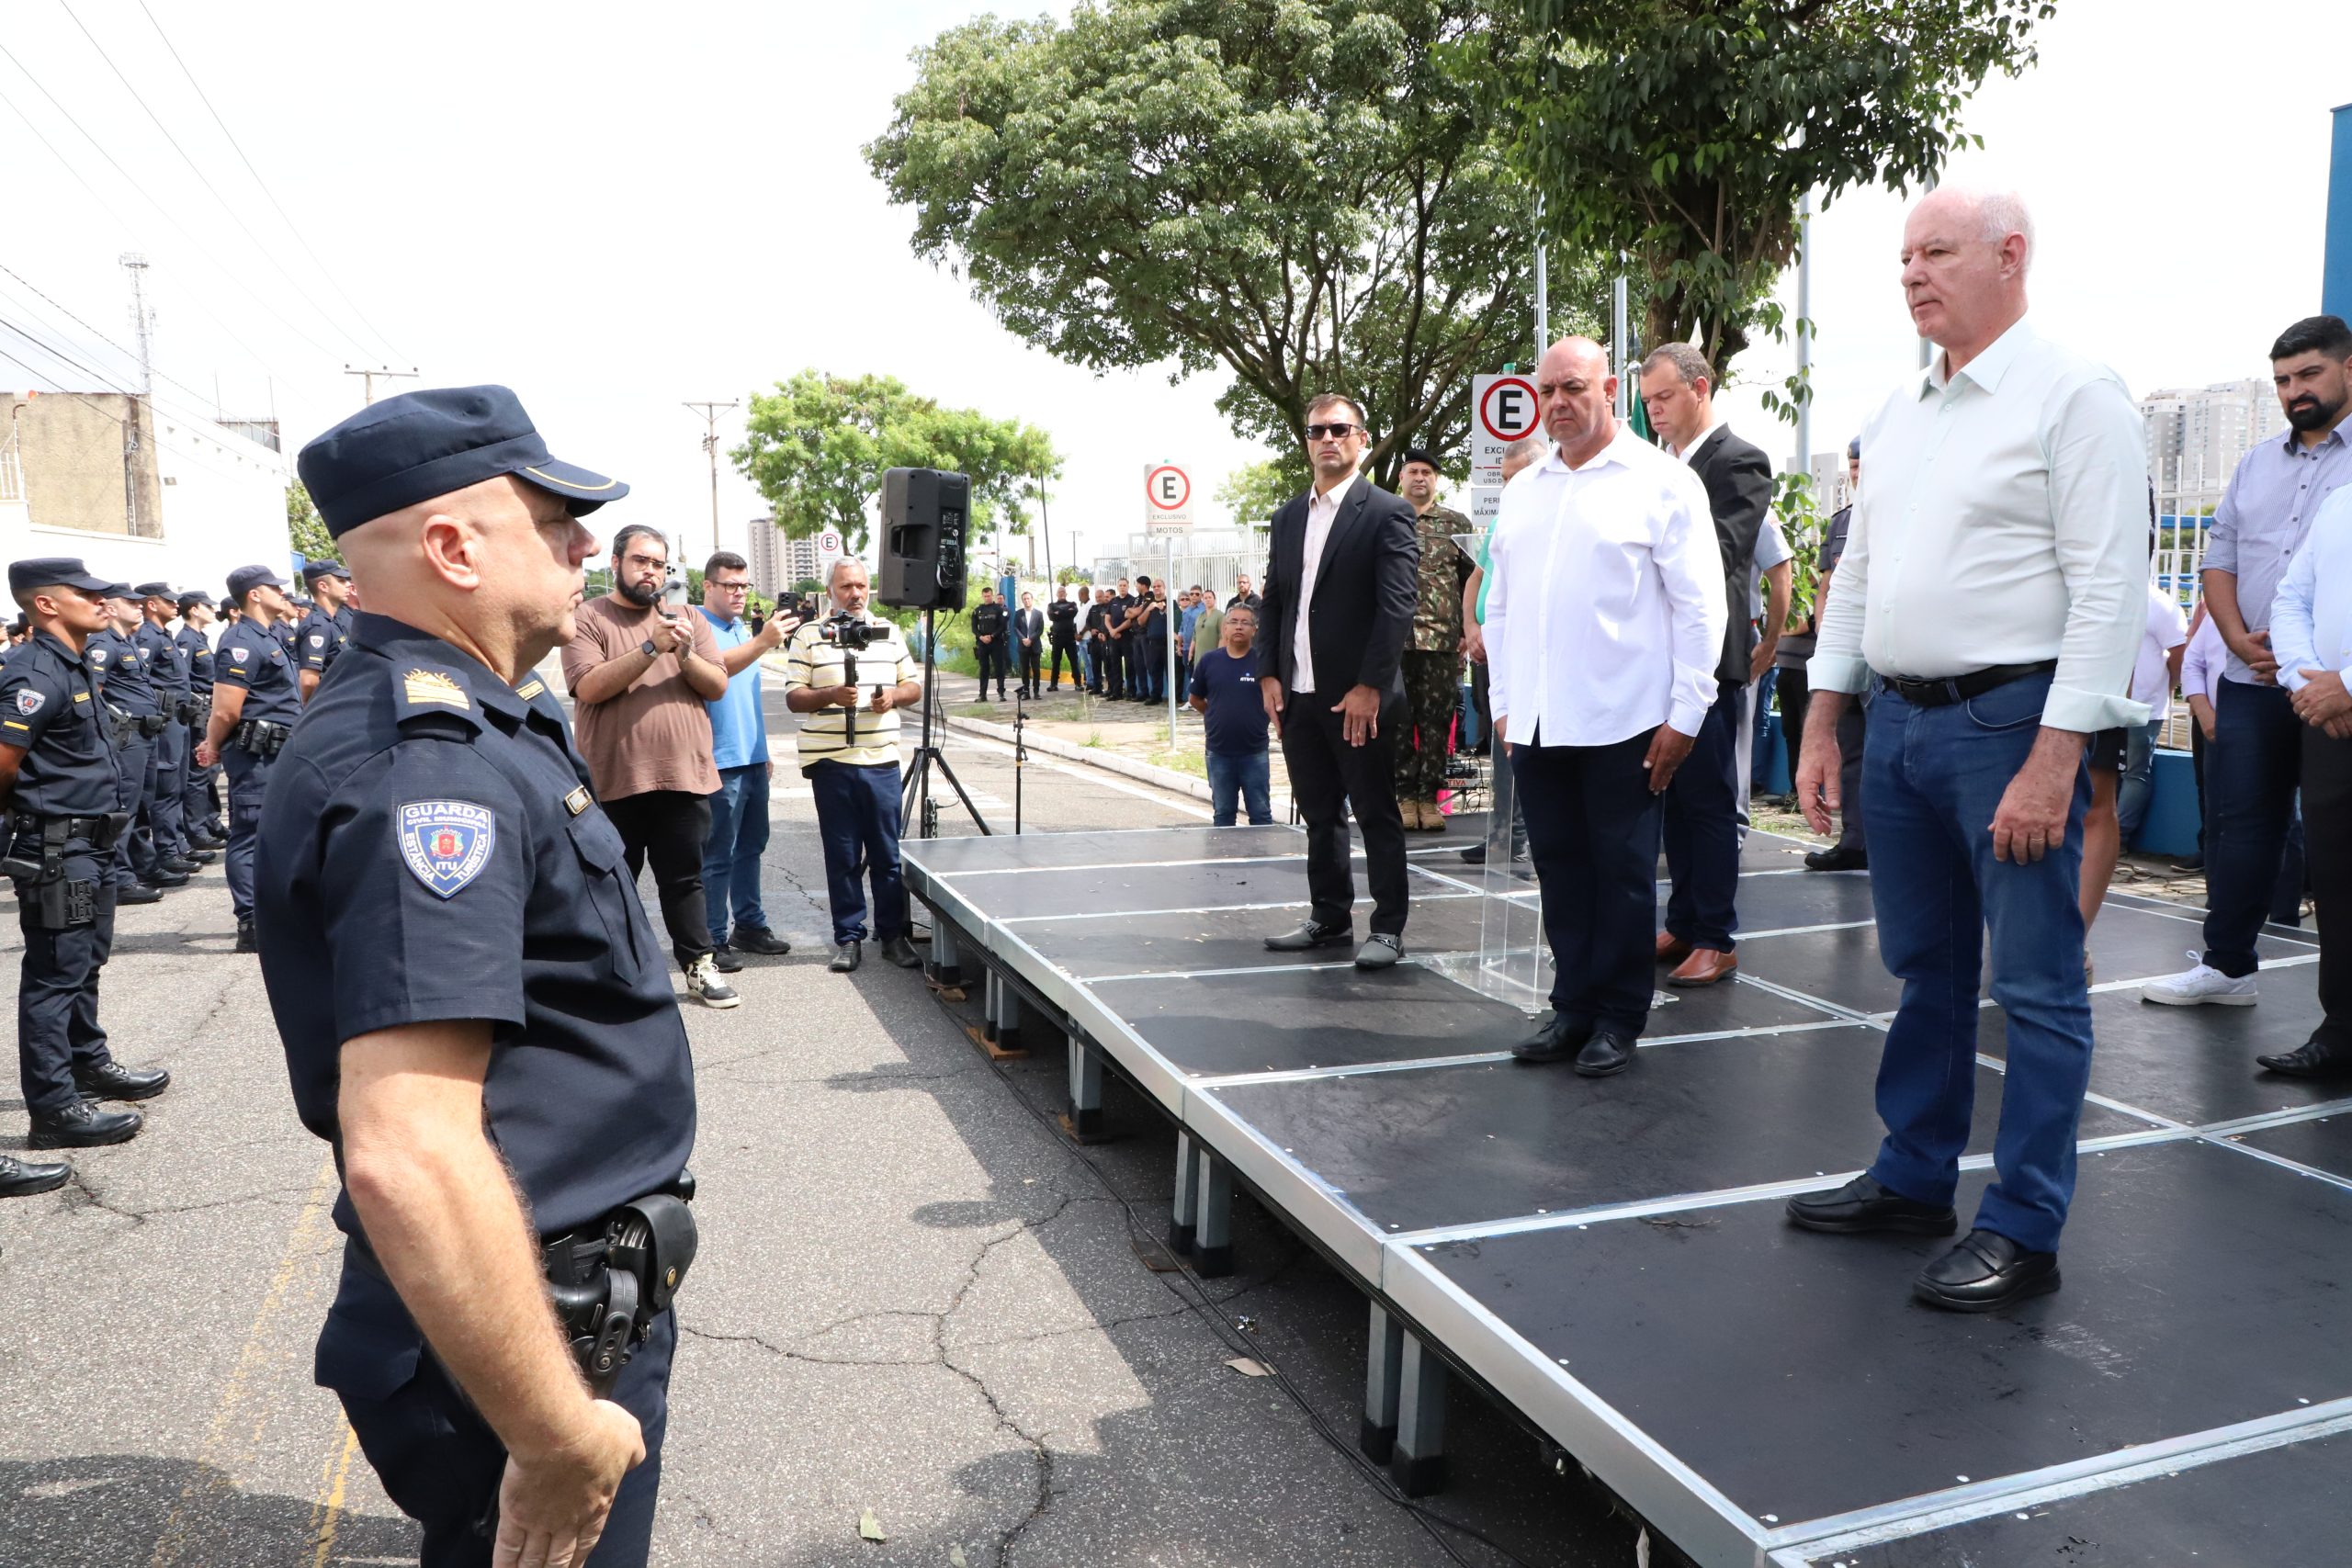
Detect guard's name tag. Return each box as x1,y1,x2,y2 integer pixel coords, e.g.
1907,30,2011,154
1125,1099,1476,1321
515,678,546,701
563,785,592,817
398,800,496,898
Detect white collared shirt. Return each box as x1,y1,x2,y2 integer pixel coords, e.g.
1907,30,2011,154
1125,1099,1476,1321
2272,483,2352,695
1486,425,1725,746
1291,476,1351,694
1810,316,2151,734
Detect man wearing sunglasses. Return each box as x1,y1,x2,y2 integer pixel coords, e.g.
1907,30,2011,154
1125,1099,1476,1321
1257,396,1420,968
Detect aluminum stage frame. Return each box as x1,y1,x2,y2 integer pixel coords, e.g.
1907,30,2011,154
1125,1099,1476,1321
904,819,2352,1567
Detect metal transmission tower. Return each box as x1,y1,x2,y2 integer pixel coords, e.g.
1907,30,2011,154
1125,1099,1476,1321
683,400,738,561
118,252,155,393
345,365,418,405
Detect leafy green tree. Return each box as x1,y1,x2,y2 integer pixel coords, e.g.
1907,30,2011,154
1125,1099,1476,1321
867,0,1604,486
1497,0,2054,380
287,482,337,565
731,370,1059,550
1215,459,1299,526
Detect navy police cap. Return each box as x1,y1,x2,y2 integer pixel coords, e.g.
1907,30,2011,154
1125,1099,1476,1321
6,557,114,597
296,384,627,537
302,558,352,584
226,564,288,604
132,581,176,600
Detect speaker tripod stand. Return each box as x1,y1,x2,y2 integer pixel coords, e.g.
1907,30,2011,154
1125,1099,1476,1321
901,607,991,838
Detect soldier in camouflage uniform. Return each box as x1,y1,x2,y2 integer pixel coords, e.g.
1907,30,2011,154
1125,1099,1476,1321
1393,449,1468,829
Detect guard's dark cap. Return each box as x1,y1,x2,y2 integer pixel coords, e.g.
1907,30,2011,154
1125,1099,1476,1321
177,591,214,608
6,557,113,596
297,384,628,536
301,559,352,584
1401,447,1440,469
102,582,138,601
1847,435,1861,459
133,581,175,600
226,565,288,604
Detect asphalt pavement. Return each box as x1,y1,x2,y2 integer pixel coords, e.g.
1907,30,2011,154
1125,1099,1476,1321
0,674,1637,1568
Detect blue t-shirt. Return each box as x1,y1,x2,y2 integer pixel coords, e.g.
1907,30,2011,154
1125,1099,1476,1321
1190,646,1267,756
700,608,768,771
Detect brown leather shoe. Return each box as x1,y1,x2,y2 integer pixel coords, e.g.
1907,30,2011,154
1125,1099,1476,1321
1655,931,1693,965
1667,947,1737,987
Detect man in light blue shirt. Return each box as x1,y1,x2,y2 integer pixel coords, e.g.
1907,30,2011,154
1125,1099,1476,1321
2258,483,2352,1078
700,552,794,963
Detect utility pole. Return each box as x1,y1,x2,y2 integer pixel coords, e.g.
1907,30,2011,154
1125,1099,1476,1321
1611,269,1631,420
119,254,153,535
684,400,737,558
1533,196,1549,362
345,365,419,405
1036,469,1054,584
1794,190,1814,478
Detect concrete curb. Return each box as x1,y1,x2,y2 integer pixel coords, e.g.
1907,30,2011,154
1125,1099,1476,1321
943,712,1219,804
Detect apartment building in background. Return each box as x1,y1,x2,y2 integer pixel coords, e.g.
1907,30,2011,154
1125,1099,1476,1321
2141,378,2286,516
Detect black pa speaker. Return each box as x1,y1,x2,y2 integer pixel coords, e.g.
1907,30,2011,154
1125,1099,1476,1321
878,468,968,611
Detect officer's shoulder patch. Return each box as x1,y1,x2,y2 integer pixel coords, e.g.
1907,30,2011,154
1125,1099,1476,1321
226,645,248,663
89,649,107,665
514,678,546,701
397,800,497,898
401,669,470,711
14,689,42,716
308,633,325,649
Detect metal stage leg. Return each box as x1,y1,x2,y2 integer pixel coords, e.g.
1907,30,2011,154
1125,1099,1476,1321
1170,1132,1199,1255
927,919,962,987
1193,1145,1234,1278
1064,1032,1103,1140
1362,1303,1406,1461
983,969,1023,1054
1391,1331,1448,1495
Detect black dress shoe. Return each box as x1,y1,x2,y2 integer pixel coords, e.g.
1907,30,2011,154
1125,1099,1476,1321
0,1153,72,1197
28,1098,143,1148
181,848,218,863
119,884,164,906
2256,1037,2352,1079
75,1062,170,1101
1354,933,1404,969
1914,1228,2060,1312
879,934,922,969
234,919,258,953
1804,845,1868,872
151,869,189,888
708,944,744,974
729,925,794,956
1785,1173,1958,1235
1264,919,1352,953
161,857,202,876
1511,1013,1593,1065
1572,1029,1638,1077
830,941,862,973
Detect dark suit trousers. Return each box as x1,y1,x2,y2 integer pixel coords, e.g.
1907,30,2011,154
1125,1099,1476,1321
2304,727,2352,1050
1282,692,1409,936
1662,686,1742,951
1515,731,1663,1032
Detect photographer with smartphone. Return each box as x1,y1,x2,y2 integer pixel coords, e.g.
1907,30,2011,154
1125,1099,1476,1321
560,525,739,1009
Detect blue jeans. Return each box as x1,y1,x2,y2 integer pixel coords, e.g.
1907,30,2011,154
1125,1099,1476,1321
704,763,772,942
2202,679,2306,974
2115,719,2158,844
1206,749,1272,826
808,761,907,945
1863,672,2093,1253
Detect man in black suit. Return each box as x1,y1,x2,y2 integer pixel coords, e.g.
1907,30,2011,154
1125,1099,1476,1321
1639,344,1772,989
1256,393,1420,968
1013,591,1045,698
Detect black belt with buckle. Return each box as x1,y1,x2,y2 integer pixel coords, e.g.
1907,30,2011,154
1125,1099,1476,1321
1883,660,2059,708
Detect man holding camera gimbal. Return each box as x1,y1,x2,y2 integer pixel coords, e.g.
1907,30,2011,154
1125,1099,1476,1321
786,559,923,974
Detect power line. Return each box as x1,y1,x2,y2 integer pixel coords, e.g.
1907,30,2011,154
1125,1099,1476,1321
0,261,222,412
56,0,380,364
133,0,407,367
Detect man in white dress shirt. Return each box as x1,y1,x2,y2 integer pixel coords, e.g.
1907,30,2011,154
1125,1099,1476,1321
2259,483,2352,1077
1790,186,2148,1312
1489,337,1725,1077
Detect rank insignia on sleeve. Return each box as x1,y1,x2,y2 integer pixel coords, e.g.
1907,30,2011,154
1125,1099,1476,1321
397,800,496,897
562,785,592,817
402,669,471,710
514,678,546,701
15,690,43,716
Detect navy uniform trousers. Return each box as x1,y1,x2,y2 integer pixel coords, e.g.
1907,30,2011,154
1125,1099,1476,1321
320,1262,672,1568
223,746,274,923
108,731,164,891
181,716,221,831
13,831,119,1120
148,712,189,857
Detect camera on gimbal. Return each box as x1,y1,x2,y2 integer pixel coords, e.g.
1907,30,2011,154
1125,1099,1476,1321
818,610,882,650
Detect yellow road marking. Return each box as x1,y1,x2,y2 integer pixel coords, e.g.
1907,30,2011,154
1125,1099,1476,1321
309,1421,362,1568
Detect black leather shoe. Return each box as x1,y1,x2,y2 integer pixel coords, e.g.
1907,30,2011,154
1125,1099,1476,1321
234,919,258,953
119,884,164,906
1572,1029,1637,1077
151,869,189,888
1785,1173,1958,1235
879,935,922,969
160,857,202,876
181,848,219,863
2256,1037,2352,1078
75,1062,170,1101
729,925,794,956
1264,919,1352,953
0,1153,71,1197
1804,845,1868,872
28,1098,143,1148
1511,1013,1593,1065
1913,1228,2060,1312
830,941,862,973
708,945,744,974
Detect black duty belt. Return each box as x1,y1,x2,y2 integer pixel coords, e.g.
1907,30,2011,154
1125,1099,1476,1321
9,811,127,850
1881,660,2058,709
136,713,170,737
232,718,292,757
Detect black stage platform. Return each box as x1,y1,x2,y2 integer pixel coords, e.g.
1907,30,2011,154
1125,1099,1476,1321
905,820,2350,1567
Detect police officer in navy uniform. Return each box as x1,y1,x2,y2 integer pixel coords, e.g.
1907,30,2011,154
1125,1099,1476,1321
133,581,207,870
173,592,225,847
198,566,301,953
88,588,187,903
260,386,693,1568
296,559,354,702
0,558,171,1171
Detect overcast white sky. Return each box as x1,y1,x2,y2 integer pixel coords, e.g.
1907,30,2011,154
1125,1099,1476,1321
3,0,2348,570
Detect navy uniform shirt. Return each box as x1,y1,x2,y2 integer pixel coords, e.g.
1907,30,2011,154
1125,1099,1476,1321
212,619,303,727
297,604,350,676
136,620,189,705
87,626,161,717
175,624,215,695
0,632,121,817
257,612,695,1238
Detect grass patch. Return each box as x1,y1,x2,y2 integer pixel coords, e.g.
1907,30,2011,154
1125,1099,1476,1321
1082,730,1105,749
1147,748,1208,779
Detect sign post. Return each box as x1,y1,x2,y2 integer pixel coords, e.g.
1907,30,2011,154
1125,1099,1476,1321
1144,462,1194,534
1469,372,1542,524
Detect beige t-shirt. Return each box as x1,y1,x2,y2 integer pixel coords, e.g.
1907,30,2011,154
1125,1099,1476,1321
560,593,722,800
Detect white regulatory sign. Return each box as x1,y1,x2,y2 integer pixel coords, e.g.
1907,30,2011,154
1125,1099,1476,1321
1144,463,1193,532
1470,374,1542,487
